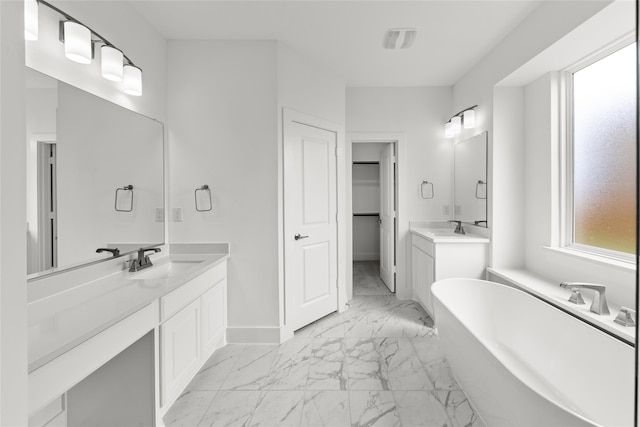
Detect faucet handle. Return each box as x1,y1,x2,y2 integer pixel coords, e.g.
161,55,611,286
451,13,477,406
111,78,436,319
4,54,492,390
568,288,586,305
614,307,636,327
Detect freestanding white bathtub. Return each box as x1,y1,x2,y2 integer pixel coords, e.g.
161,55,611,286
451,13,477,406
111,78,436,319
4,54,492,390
431,278,634,427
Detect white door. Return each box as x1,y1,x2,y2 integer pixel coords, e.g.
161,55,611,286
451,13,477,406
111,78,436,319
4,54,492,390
284,120,338,331
379,144,395,291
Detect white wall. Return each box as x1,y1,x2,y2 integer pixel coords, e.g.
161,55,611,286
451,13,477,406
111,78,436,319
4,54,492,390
346,87,452,297
0,2,28,424
168,41,280,334
168,40,345,340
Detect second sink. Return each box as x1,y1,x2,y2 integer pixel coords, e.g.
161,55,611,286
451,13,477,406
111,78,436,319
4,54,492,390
128,260,202,281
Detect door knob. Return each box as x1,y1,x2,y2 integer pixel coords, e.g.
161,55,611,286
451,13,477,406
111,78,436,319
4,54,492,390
294,233,309,240
378,217,382,225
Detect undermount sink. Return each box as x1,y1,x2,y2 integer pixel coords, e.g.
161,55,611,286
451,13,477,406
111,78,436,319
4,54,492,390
129,260,202,281
428,229,461,236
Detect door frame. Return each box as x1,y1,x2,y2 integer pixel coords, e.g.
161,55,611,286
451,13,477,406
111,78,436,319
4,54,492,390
280,108,347,340
346,132,407,301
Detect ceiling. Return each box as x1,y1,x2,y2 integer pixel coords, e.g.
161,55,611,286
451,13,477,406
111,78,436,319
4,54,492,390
130,1,542,87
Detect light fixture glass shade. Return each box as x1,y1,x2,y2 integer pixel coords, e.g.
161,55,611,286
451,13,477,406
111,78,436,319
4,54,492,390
445,122,453,138
123,65,142,96
463,109,476,129
24,0,38,41
101,46,124,81
451,116,462,135
63,21,92,64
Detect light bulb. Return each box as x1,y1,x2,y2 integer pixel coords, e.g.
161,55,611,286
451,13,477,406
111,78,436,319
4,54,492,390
123,65,142,96
445,122,453,138
463,109,476,129
24,0,38,41
451,116,462,135
101,46,124,81
63,21,92,64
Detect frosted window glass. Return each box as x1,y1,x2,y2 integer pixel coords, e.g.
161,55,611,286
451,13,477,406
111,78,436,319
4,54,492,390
572,43,636,254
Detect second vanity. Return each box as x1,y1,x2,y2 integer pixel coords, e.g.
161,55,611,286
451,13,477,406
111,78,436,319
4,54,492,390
27,243,229,427
411,225,489,317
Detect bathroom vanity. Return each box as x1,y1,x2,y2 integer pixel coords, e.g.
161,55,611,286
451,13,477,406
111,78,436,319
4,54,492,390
27,245,229,426
411,227,489,317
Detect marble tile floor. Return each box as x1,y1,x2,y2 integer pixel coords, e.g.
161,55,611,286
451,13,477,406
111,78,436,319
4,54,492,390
164,270,484,427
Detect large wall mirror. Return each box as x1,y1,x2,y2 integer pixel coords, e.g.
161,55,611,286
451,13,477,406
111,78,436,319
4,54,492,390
26,67,165,278
453,131,487,227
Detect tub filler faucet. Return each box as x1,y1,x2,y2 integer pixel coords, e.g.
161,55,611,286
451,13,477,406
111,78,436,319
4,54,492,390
560,282,610,315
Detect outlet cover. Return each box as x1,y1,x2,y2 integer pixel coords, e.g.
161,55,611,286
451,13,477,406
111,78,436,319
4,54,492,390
155,208,164,222
455,205,462,215
172,207,183,222
442,205,450,216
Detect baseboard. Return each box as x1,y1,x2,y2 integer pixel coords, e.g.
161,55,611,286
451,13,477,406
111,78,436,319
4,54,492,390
226,326,292,344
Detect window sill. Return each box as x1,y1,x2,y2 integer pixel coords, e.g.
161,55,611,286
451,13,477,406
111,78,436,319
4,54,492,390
543,246,636,273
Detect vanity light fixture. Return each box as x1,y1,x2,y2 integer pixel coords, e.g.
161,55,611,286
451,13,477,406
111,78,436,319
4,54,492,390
445,122,454,138
123,65,142,96
444,105,478,138
24,0,39,41
25,0,143,96
463,109,476,129
62,21,92,64
450,116,462,135
101,45,124,81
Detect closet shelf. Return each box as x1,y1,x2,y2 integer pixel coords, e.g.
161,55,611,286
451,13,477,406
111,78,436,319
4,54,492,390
352,161,379,165
353,213,380,217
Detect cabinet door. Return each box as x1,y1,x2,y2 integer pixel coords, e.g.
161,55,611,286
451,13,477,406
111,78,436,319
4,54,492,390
160,299,200,407
411,245,435,317
201,279,226,357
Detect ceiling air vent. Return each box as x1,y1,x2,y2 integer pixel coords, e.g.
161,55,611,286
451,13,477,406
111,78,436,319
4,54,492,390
382,28,417,50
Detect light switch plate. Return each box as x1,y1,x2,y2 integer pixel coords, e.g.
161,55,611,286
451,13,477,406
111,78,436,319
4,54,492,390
172,207,183,222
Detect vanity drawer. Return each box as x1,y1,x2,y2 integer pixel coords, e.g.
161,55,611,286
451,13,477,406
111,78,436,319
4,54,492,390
160,261,226,321
412,234,434,257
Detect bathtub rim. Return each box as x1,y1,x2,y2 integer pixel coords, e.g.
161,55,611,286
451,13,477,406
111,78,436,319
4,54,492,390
432,277,633,427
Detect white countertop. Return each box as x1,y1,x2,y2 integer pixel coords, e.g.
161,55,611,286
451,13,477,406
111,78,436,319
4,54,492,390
28,252,229,372
410,227,490,243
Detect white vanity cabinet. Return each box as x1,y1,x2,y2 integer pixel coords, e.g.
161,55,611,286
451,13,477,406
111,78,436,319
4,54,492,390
159,261,227,409
28,252,229,427
411,230,488,317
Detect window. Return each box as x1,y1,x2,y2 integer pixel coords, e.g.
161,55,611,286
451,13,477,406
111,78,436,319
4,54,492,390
566,41,636,259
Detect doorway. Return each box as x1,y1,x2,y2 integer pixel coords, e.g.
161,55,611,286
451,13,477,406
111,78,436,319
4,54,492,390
351,141,397,296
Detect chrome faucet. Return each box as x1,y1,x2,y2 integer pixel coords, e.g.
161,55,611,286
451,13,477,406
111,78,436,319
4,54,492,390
560,282,610,315
448,220,465,235
129,247,161,272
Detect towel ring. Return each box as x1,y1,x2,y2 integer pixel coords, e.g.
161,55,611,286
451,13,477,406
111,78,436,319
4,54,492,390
195,184,213,212
421,180,434,199
115,185,134,212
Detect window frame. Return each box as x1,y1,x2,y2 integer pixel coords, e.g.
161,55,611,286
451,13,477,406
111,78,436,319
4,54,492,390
560,35,636,264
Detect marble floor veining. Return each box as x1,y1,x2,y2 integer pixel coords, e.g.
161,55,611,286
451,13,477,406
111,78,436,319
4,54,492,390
164,261,484,427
